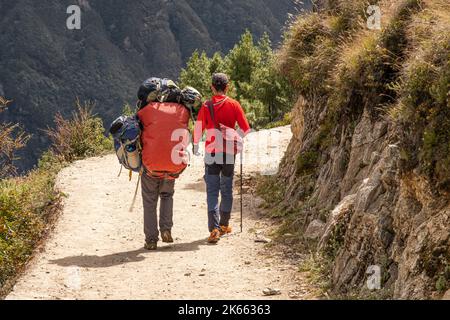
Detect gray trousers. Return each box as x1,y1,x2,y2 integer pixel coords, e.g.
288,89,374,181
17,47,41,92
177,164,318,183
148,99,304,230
141,173,175,242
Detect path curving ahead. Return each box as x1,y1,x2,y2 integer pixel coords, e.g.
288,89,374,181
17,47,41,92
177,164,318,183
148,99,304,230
6,126,313,300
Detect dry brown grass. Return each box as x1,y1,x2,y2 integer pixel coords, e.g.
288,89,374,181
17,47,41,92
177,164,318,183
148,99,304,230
44,100,112,163
0,98,30,178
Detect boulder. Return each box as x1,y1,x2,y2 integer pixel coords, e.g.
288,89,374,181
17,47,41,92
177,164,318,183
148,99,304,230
442,290,450,300
304,219,326,240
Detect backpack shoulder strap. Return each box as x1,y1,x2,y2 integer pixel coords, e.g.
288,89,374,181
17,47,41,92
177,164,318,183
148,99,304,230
206,100,219,129
207,98,228,129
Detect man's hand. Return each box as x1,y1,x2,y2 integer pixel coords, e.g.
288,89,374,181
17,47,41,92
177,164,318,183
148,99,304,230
193,144,201,156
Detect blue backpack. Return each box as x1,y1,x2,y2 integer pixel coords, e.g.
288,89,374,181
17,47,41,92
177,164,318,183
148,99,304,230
109,115,142,173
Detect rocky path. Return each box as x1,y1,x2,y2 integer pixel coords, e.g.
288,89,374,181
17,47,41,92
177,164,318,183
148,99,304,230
6,126,314,300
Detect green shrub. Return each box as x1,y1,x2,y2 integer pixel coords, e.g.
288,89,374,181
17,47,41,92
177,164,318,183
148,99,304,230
1,101,112,296
296,150,320,176
436,276,448,292
121,103,137,117
392,31,450,191
0,157,61,291
265,113,292,129
298,252,332,296
256,175,286,208
323,219,348,259
278,14,337,97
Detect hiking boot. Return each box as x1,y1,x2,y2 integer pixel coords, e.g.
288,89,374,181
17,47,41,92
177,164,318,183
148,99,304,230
219,225,232,236
208,229,221,244
144,241,157,251
161,230,174,243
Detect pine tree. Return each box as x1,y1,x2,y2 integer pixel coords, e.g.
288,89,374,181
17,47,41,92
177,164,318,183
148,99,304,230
179,31,295,128
224,30,262,100
179,50,211,97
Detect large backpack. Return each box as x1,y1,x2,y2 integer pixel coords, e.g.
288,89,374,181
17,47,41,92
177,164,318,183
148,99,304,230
109,115,142,173
137,102,191,180
122,78,203,180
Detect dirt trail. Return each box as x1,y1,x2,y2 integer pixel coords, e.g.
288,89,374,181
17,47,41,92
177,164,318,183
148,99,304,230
7,126,314,300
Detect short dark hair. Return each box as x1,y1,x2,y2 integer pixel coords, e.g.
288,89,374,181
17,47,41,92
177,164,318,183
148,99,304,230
212,73,229,92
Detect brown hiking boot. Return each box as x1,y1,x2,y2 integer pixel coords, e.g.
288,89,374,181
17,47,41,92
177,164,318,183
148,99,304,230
208,229,221,244
144,241,157,251
219,225,232,236
161,230,174,243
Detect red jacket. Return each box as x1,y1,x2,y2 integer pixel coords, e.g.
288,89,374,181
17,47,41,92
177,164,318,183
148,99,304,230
194,95,251,154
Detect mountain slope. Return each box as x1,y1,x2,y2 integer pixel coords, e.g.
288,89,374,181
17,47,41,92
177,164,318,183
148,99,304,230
0,0,311,171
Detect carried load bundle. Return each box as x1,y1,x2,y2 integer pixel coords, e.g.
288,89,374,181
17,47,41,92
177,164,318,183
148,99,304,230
110,77,203,211
109,115,142,173
110,77,203,180
137,78,182,108
180,86,203,113
137,78,202,117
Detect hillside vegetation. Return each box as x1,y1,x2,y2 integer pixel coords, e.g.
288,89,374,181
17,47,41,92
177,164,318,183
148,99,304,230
0,100,111,297
259,0,449,299
179,31,294,129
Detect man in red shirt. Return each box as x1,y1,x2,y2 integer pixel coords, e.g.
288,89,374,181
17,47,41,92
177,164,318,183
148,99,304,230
193,73,251,243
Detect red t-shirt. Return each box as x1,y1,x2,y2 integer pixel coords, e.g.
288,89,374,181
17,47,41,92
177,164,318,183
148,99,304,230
193,95,251,154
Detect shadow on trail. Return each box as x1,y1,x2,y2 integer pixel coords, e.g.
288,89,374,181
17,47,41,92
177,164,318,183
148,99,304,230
49,239,210,268
182,180,205,192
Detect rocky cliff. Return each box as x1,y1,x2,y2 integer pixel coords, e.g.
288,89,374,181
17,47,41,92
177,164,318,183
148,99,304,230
271,0,449,299
0,0,311,171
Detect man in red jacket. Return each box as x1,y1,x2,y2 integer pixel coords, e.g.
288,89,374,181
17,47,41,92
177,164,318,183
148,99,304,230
193,73,251,243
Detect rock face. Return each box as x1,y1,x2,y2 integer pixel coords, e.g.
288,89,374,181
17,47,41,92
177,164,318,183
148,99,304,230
304,219,326,240
273,0,450,299
0,0,311,171
278,98,449,299
443,290,450,301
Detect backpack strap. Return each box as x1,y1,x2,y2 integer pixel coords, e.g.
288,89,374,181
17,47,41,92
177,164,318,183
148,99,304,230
206,101,218,129
143,167,186,180
206,97,228,129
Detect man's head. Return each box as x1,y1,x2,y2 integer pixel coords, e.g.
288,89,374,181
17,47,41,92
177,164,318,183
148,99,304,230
211,73,229,95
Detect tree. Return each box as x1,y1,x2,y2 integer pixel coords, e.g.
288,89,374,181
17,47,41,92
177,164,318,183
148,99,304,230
179,50,212,97
209,52,225,75
179,31,296,128
224,30,262,100
258,32,273,65
0,98,30,178
251,55,294,122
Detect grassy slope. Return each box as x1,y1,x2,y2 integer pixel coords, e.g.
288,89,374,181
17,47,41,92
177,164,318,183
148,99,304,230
277,0,449,192
0,105,111,298
0,158,62,298
258,0,449,298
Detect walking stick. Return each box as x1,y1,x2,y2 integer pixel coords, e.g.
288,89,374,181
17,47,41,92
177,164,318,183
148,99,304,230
240,149,243,233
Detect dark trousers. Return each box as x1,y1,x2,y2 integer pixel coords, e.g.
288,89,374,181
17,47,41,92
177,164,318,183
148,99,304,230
141,173,175,243
204,154,235,232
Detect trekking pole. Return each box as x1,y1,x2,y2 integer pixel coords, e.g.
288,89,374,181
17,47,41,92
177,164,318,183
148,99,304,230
240,149,243,233
129,169,143,212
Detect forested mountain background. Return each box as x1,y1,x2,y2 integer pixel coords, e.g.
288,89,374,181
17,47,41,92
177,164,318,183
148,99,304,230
0,0,312,171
